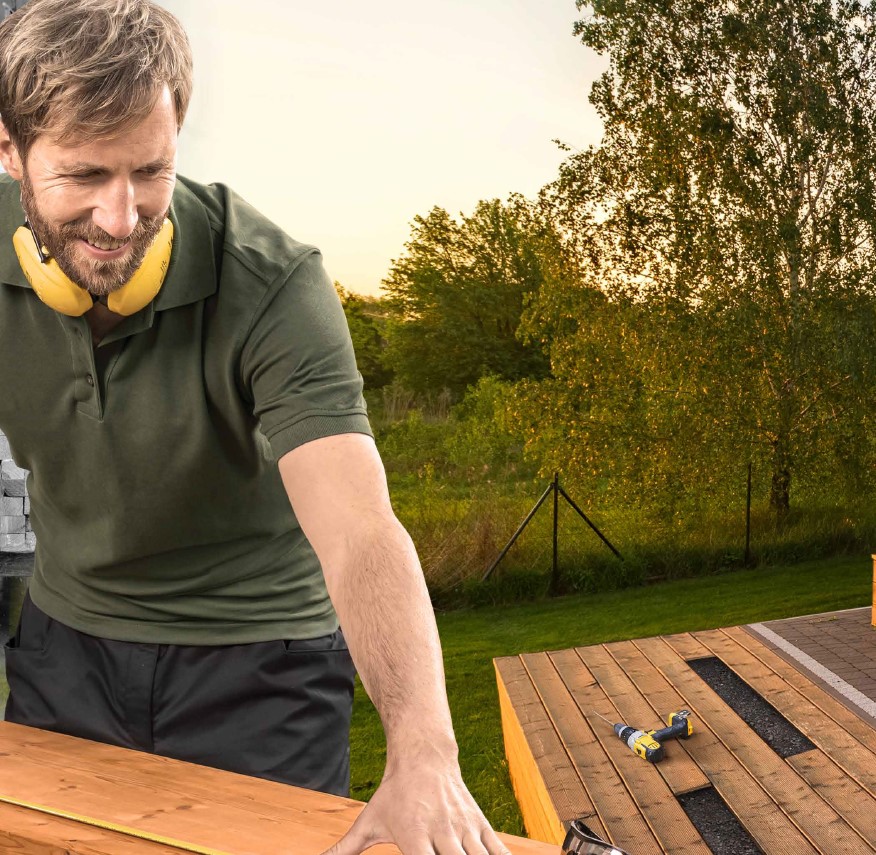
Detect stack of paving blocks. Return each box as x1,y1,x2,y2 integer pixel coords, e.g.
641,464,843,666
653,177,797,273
0,430,33,553
872,554,876,627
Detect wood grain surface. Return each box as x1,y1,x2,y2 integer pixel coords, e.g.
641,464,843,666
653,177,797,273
0,721,557,855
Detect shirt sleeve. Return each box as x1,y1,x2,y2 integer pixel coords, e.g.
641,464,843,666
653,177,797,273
239,249,373,461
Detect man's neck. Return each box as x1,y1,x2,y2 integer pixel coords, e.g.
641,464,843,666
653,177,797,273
85,299,124,346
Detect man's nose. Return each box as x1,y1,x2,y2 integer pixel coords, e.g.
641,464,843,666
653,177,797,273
91,178,138,239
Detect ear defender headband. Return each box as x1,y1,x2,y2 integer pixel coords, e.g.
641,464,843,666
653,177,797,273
12,218,174,317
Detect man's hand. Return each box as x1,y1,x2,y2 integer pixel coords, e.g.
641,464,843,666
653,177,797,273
278,433,512,855
320,742,512,855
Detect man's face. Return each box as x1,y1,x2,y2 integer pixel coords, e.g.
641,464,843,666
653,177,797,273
1,86,178,297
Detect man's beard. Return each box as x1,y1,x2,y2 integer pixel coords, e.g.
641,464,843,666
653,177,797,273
19,170,168,299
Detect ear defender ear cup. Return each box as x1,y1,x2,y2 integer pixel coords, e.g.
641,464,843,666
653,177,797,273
12,218,174,317
105,218,173,316
13,226,92,316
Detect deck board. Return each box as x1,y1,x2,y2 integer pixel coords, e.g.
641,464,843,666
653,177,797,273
603,640,710,795
559,647,706,855
786,749,876,845
496,624,876,854
729,624,876,771
655,634,873,854
697,628,876,796
519,651,659,853
579,643,710,797
544,649,666,855
495,655,595,842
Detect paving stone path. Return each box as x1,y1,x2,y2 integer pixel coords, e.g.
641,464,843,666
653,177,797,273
750,606,876,728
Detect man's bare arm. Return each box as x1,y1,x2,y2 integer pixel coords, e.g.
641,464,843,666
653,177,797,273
277,432,510,855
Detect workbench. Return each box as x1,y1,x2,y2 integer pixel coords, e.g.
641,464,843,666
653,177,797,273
0,721,557,854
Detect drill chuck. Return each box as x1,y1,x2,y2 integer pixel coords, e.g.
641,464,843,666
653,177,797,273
615,724,664,763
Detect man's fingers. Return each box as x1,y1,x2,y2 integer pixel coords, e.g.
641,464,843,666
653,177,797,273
318,775,509,855
480,827,513,855
461,829,490,855
384,831,437,855
432,830,467,855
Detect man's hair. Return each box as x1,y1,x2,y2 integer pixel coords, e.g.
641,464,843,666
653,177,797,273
0,0,193,156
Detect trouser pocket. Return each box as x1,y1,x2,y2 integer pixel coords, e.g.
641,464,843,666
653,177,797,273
4,592,142,750
152,629,357,796
5,590,52,727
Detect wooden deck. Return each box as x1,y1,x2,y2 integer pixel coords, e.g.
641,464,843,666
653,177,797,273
0,722,557,854
495,626,876,853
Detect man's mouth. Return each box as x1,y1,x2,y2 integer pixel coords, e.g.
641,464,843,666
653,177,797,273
83,237,129,251
79,238,131,261
75,237,133,263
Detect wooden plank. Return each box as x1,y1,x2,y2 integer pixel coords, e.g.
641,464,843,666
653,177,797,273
599,640,710,795
653,635,873,854
634,637,819,855
0,736,350,855
786,749,876,848
730,625,876,766
695,628,876,798
0,742,328,853
495,655,591,844
569,645,709,854
520,651,664,854
496,659,567,843
0,800,185,854
0,721,553,855
0,723,358,841
660,632,711,662
545,648,663,855
605,639,710,796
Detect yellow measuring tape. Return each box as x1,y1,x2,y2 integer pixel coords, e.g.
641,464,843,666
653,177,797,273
0,792,233,854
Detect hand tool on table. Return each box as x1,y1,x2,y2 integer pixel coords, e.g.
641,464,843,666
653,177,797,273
590,709,693,763
562,818,631,855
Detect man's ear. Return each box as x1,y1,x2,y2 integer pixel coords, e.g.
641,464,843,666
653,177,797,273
0,120,24,180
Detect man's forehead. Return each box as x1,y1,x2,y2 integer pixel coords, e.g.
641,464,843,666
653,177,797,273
29,124,178,172
31,87,179,167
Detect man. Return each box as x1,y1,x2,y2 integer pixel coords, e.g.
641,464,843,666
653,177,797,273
0,2,512,853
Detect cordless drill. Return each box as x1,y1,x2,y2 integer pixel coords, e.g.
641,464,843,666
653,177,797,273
592,709,693,763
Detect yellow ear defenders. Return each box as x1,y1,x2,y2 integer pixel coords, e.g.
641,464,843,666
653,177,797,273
12,218,174,317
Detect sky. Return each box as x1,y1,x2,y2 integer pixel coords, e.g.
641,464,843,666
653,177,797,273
162,2,609,296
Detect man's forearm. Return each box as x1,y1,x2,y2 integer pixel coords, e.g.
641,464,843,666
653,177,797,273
321,512,458,770
279,436,511,854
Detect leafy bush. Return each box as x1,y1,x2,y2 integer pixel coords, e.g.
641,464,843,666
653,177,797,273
371,380,876,610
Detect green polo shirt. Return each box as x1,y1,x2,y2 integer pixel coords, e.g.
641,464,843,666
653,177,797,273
0,173,372,644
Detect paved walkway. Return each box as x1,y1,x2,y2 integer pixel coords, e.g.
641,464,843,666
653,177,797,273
746,606,876,728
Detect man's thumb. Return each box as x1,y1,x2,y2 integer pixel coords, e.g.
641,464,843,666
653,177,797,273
318,813,377,855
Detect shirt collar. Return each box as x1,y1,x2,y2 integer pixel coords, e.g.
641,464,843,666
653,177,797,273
0,175,30,290
0,173,217,311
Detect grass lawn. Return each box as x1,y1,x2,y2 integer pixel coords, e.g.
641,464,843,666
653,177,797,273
349,553,873,836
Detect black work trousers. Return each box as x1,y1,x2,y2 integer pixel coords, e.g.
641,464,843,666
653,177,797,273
3,592,356,796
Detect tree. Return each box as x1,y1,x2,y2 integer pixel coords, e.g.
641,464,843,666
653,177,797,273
336,285,395,391
381,196,559,399
524,0,876,515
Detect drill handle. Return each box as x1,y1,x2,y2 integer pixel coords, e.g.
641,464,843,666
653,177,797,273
651,710,693,742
